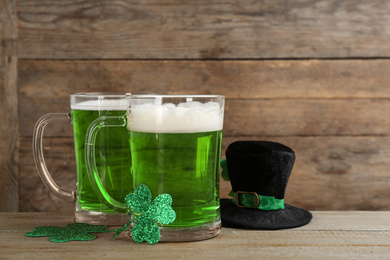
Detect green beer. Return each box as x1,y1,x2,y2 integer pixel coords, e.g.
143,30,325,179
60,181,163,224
128,96,224,233
71,101,132,215
130,130,222,227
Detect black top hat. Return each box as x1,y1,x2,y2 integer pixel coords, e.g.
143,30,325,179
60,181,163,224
220,141,312,230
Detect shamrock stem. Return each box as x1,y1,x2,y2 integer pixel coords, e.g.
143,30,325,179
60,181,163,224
112,218,137,240
88,228,128,234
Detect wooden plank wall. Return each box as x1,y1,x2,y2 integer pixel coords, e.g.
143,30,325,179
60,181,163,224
1,0,18,212
1,0,390,212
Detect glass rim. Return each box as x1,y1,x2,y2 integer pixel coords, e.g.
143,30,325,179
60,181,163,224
129,94,225,99
70,92,128,109
71,92,127,98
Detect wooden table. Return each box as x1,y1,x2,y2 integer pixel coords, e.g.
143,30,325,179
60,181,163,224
1,212,389,259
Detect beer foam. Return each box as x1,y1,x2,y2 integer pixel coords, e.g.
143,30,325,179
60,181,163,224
129,101,224,133
71,100,128,111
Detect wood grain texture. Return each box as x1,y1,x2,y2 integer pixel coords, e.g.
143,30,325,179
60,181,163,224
16,59,390,211
19,136,390,212
0,0,18,211
18,59,390,99
18,137,75,212
222,136,390,211
19,97,390,137
225,98,390,136
2,227,390,259
17,59,390,137
3,211,390,231
17,0,390,59
11,0,390,214
1,212,390,259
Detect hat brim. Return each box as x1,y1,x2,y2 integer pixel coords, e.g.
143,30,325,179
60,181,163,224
220,198,312,230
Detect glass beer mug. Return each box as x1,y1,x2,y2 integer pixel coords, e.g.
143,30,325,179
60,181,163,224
33,93,132,225
85,94,225,241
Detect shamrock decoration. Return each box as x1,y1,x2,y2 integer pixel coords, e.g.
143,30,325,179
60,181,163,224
220,159,234,197
114,184,176,244
25,184,176,245
25,223,109,243
220,159,229,181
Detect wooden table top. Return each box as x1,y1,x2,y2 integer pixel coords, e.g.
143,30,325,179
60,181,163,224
1,211,389,259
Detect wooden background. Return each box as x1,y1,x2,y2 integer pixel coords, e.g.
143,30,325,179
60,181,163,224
2,0,390,213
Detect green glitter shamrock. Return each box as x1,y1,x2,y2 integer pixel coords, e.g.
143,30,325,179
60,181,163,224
25,223,109,242
113,184,176,244
25,185,175,245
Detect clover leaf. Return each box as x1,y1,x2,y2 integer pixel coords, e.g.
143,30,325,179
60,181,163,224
131,216,160,244
25,184,176,245
25,223,108,242
125,184,152,214
115,184,176,244
146,193,176,225
25,226,64,237
220,159,230,181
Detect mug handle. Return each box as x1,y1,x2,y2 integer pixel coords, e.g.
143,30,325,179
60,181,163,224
85,115,128,213
32,113,76,201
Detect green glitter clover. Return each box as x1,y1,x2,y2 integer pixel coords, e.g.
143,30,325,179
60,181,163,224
113,184,176,244
25,223,109,243
25,185,175,245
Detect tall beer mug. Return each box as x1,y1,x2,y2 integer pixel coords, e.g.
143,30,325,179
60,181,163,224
85,94,225,241
33,93,132,225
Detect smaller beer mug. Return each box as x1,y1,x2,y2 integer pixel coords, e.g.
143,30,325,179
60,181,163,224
33,93,132,225
86,94,225,241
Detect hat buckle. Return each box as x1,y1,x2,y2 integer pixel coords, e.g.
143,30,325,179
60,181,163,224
235,191,260,209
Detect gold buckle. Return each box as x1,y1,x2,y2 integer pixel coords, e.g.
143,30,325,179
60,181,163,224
235,191,260,208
